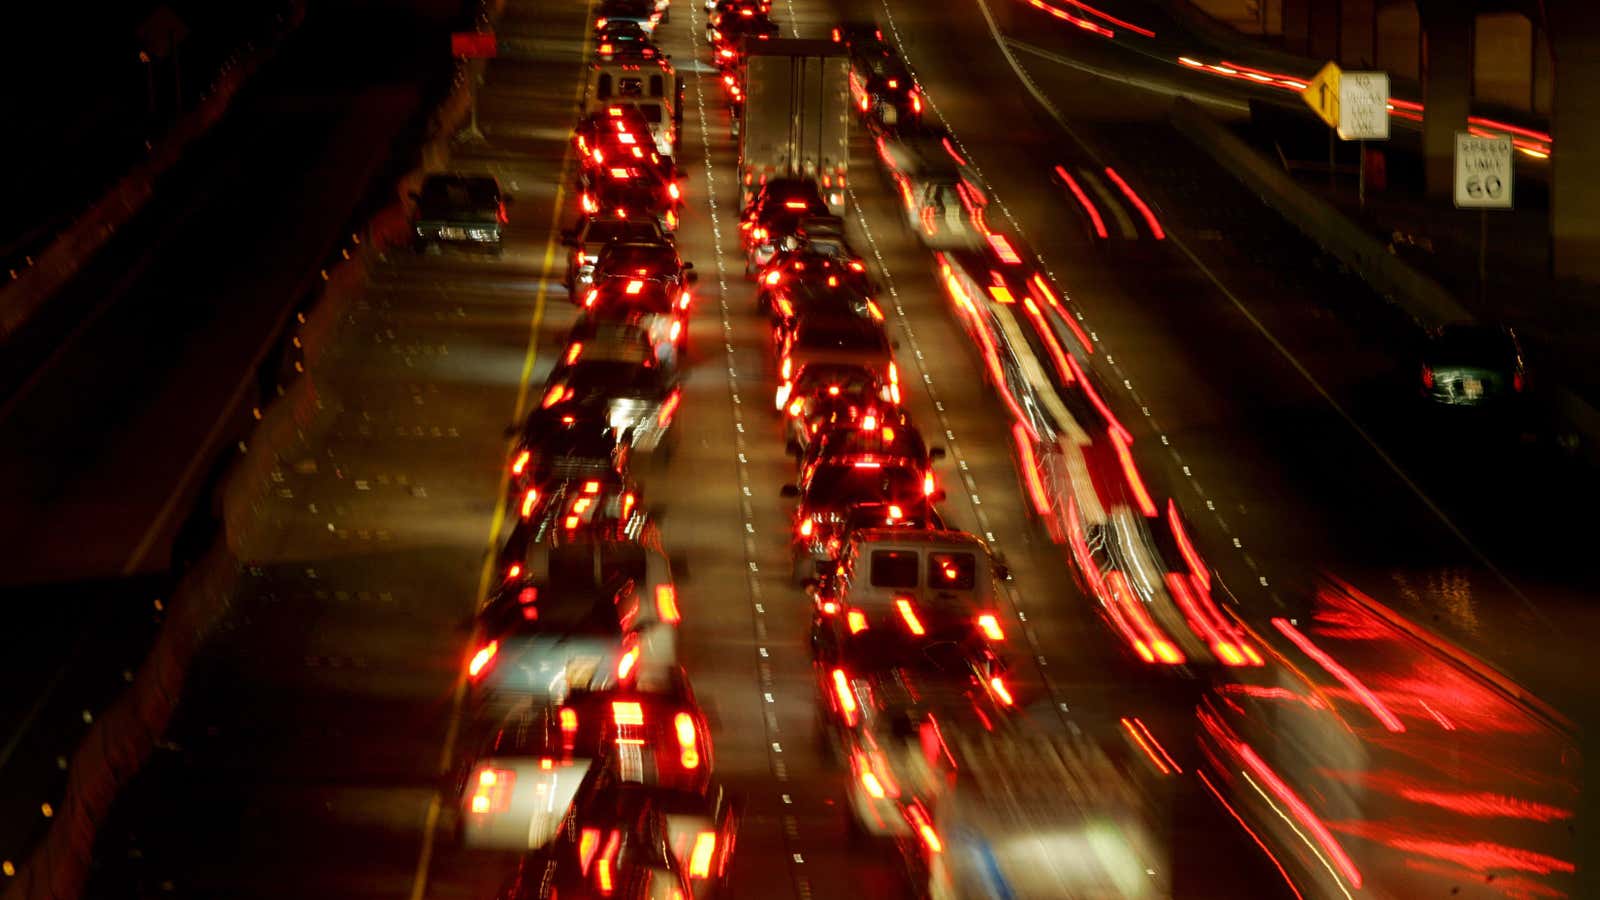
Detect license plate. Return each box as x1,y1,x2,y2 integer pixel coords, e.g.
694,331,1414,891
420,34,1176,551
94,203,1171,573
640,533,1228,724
439,227,466,240
1462,378,1484,399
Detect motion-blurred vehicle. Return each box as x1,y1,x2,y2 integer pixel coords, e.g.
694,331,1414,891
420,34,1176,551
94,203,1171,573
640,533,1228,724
573,303,686,372
595,0,661,36
740,178,830,271
773,311,897,412
766,277,881,351
577,105,673,179
580,163,683,233
465,567,676,717
411,173,509,255
564,216,668,293
498,466,649,571
848,53,921,131
596,21,661,61
708,11,780,69
507,413,626,506
581,275,691,366
586,55,683,156
759,249,874,313
1419,322,1528,407
780,437,940,582
814,528,1009,628
878,132,990,249
922,726,1166,898
593,240,694,295
738,39,849,211
538,322,683,455
810,612,1013,841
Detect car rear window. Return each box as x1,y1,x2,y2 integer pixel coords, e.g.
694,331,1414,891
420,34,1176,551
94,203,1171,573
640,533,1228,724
870,550,920,588
927,552,977,590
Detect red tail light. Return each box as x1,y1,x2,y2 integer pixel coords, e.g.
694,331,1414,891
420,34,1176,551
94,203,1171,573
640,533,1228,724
798,517,814,537
596,828,621,893
658,389,681,427
1514,370,1526,392
846,610,868,634
560,707,579,751
678,289,691,310
468,767,515,814
656,584,680,623
669,320,683,342
498,202,509,224
505,563,522,581
688,830,716,877
910,91,922,114
896,598,925,635
511,449,530,476
566,342,583,365
989,676,1015,706
616,646,640,681
907,802,943,853
612,700,644,726
468,640,499,678
765,269,782,286
579,826,602,874
675,712,701,770
668,182,681,201
599,42,613,54
977,613,1005,641
784,200,809,209
831,668,858,725
1422,365,1435,389
923,471,936,496
585,288,599,308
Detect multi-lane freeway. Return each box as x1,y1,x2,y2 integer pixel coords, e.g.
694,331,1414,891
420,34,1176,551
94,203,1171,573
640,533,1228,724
2,0,1585,896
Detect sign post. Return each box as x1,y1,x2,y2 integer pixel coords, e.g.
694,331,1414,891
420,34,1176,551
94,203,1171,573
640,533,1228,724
451,32,499,143
1454,132,1514,304
1338,72,1390,210
1301,62,1341,190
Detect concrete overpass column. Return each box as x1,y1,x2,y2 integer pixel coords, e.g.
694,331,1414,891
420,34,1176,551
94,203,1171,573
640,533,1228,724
1548,24,1600,284
1418,2,1472,199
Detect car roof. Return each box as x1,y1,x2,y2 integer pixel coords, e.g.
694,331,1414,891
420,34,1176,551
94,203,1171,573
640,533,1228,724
852,527,986,550
792,314,887,348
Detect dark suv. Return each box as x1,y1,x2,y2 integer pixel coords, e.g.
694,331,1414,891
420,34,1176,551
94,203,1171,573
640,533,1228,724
412,173,508,255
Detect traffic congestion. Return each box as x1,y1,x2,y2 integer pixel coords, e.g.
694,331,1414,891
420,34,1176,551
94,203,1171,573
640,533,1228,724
33,0,1582,896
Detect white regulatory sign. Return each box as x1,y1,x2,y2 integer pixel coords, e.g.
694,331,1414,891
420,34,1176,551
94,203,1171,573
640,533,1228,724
1337,72,1389,140
1454,132,1513,209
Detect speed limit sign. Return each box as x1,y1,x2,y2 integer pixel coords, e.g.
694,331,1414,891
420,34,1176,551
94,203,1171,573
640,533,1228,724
1454,133,1513,209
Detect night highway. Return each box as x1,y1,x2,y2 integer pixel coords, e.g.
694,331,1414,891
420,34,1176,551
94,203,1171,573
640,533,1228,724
2,0,1590,897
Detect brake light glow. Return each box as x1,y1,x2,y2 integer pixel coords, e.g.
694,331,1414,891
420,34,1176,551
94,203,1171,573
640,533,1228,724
831,668,858,724
989,676,1015,706
852,460,882,469
596,829,621,894
564,514,580,529
511,449,530,476
655,584,680,623
560,707,579,748
798,517,814,537
669,319,682,342
784,200,809,209
618,132,636,144
624,279,644,294
685,830,716,878
469,767,515,814
675,712,701,770
846,610,868,634
787,398,804,416
907,802,942,853
579,827,602,874
585,288,598,308
612,700,645,726
678,290,691,310
862,414,877,430
1103,167,1165,239
1273,617,1403,732
910,91,922,114
887,504,903,520
520,488,539,518
866,299,884,321
622,492,635,518
860,768,886,798
616,646,640,681
566,342,583,364
895,598,926,635
657,389,681,426
1108,426,1158,517
581,192,597,213
923,471,935,496
505,564,522,581
977,613,1005,641
764,269,782,286
609,167,629,178
468,640,498,678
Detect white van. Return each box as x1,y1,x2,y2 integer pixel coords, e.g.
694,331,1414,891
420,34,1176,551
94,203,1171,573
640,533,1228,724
586,57,684,157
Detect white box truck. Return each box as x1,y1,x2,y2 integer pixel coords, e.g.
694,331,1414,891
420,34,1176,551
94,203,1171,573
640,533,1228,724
738,38,850,213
